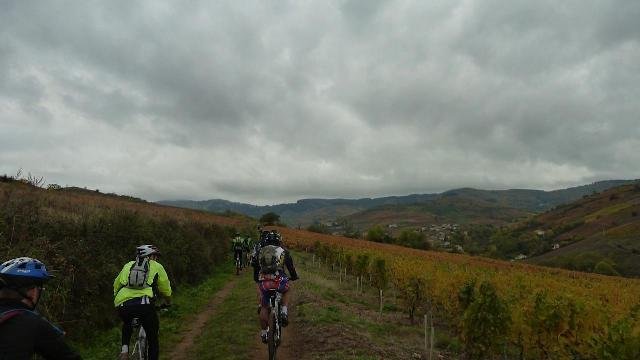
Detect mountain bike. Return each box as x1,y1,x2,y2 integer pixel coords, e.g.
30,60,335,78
265,290,283,360
128,304,171,360
235,252,242,275
130,316,148,360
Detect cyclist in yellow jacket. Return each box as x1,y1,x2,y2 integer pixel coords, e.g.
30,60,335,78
113,245,172,360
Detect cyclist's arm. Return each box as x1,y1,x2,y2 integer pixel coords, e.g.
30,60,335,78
113,263,129,296
284,250,299,280
35,317,83,360
154,263,173,299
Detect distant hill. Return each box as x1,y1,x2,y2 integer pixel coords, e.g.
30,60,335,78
438,180,635,212
159,180,636,226
159,194,439,226
344,195,533,230
521,182,640,276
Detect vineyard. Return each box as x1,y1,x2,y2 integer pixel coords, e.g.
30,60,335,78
278,226,640,359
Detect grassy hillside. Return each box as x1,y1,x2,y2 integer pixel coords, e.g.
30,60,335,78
0,179,253,338
522,182,640,276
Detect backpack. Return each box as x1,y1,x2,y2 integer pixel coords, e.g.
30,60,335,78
127,257,150,289
233,237,244,251
0,309,25,326
0,309,64,335
259,245,285,274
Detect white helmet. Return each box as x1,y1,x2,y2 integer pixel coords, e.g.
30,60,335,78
136,244,160,258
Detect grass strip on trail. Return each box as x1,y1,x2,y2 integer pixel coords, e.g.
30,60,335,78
187,269,258,359
72,262,235,360
292,251,459,360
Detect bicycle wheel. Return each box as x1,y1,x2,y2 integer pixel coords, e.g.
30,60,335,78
133,326,148,360
268,308,277,360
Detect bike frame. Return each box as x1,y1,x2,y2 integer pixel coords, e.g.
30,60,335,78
130,318,148,360
267,291,283,360
235,253,242,275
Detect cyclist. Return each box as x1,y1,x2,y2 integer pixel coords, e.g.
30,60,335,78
232,233,244,270
251,230,299,343
114,245,172,360
0,257,82,359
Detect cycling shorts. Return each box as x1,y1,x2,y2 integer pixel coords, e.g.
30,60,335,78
258,275,289,306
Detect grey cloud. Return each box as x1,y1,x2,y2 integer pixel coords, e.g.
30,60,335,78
1,0,639,203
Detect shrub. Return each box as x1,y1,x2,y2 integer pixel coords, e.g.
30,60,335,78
461,281,511,359
371,258,388,290
522,291,584,359
259,212,280,225
398,276,426,324
592,307,640,359
366,225,387,243
594,260,620,276
307,222,330,234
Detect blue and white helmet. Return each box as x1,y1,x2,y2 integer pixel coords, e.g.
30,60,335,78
0,257,52,287
136,244,160,258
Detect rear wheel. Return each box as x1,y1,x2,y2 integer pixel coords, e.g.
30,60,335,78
268,309,278,360
132,326,148,360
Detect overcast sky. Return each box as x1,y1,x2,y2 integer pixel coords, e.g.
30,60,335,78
1,1,639,205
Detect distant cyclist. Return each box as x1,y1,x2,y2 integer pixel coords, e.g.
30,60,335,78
232,233,245,270
251,230,299,343
0,257,82,359
114,245,172,360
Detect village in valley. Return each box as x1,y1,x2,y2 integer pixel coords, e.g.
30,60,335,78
318,219,565,262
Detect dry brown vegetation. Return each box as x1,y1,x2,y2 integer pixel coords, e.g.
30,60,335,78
0,181,253,336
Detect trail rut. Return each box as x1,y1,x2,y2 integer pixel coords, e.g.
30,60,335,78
167,277,238,360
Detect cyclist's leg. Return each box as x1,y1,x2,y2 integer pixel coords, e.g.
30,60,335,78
256,283,263,309
139,304,160,360
277,277,291,308
117,306,136,353
258,282,270,329
276,276,291,326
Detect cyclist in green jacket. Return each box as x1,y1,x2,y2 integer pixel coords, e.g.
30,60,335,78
232,233,245,269
113,245,172,360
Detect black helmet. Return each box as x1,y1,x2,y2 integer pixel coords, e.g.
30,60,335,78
266,231,282,246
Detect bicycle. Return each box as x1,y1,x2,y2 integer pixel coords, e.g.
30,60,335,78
265,290,283,360
235,253,242,275
130,316,148,360
128,304,171,360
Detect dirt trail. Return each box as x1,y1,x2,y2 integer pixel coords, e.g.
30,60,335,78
168,277,239,360
251,295,303,360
